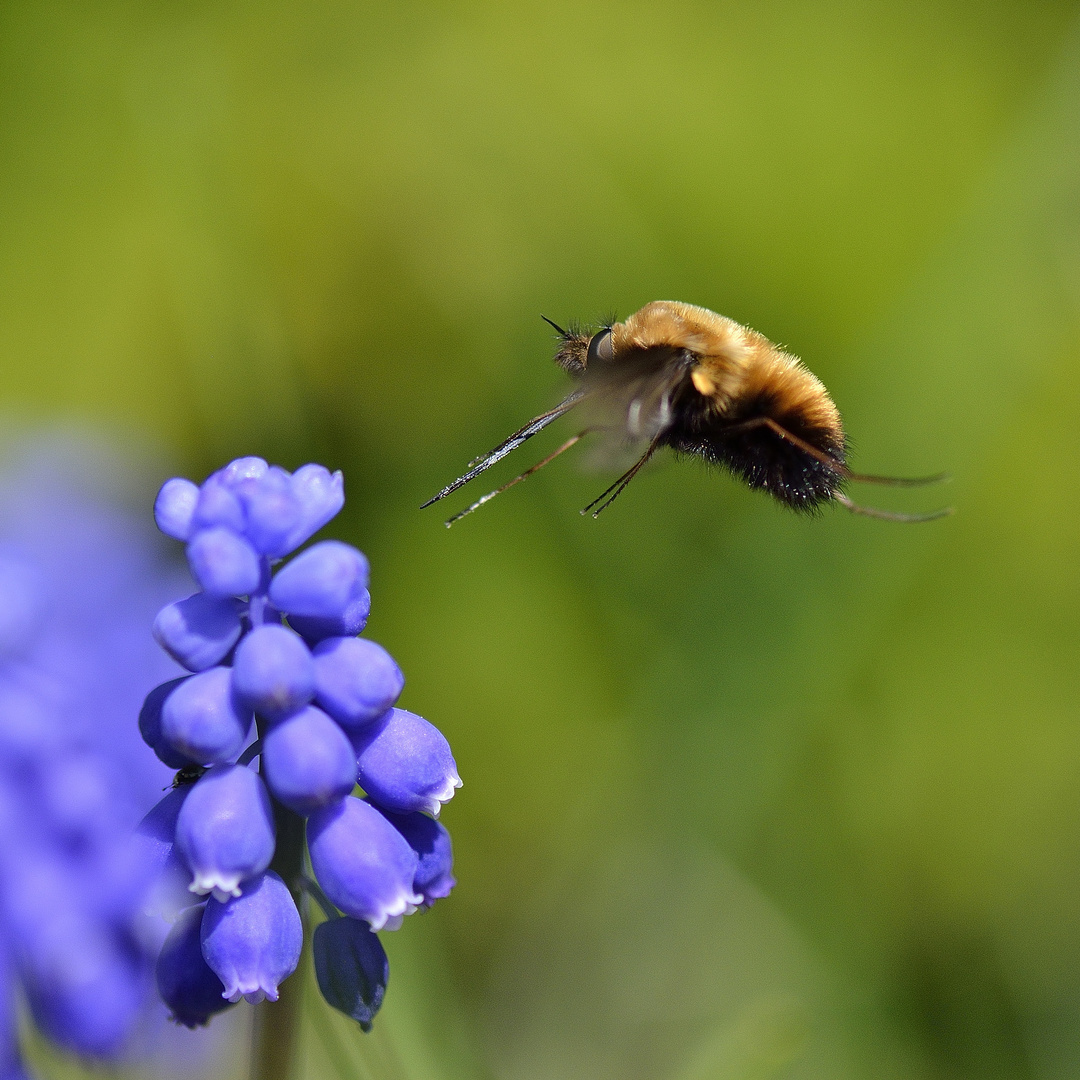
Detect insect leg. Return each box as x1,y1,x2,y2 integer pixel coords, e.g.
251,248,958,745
833,492,953,523
843,469,951,486
445,430,591,527
581,435,662,518
721,416,952,521
421,390,585,508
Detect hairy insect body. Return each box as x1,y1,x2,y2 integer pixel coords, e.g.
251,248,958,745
568,302,846,510
423,301,949,524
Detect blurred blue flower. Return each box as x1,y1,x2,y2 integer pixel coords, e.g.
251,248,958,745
0,442,191,1072
143,457,459,1031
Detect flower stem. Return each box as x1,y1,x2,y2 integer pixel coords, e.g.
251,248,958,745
250,796,306,1080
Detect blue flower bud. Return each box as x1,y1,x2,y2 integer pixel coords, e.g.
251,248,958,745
154,477,200,541
155,904,235,1029
268,540,369,618
377,807,455,907
153,592,243,672
233,467,301,557
312,637,404,733
186,527,262,598
214,457,269,487
313,917,388,1032
200,871,303,1003
175,764,275,900
308,797,420,931
287,589,371,644
138,677,197,769
262,705,357,814
354,709,461,817
231,624,314,722
282,464,345,552
160,667,252,765
190,476,246,534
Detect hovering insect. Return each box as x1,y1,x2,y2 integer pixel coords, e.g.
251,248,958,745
422,300,951,525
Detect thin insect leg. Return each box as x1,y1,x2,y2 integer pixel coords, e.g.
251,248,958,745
843,470,951,486
720,416,845,473
834,492,953,523
722,416,948,486
445,430,591,527
421,389,585,508
581,436,661,518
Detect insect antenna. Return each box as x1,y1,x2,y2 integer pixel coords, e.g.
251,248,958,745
421,390,585,508
445,430,590,527
581,435,662,519
833,493,954,523
540,314,569,336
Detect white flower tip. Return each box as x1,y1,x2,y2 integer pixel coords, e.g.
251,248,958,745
366,887,424,931
191,871,243,900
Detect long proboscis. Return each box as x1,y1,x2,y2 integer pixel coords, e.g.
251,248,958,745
420,390,585,508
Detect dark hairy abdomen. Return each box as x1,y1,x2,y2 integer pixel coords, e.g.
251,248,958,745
662,388,846,511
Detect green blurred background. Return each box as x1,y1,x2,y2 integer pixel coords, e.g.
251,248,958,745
7,1,1080,1077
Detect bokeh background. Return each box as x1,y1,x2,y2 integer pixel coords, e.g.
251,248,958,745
4,1,1080,1077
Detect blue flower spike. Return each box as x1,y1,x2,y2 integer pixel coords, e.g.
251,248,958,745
144,457,459,1032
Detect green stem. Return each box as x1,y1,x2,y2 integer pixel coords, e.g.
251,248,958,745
250,796,306,1080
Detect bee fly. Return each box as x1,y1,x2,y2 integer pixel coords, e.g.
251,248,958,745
422,301,951,526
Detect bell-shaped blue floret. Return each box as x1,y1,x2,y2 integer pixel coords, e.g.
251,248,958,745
154,477,200,541
200,871,303,1004
175,765,275,900
153,593,243,672
187,527,262,598
308,797,420,931
262,705,357,815
313,917,388,1032
377,806,456,908
160,667,252,765
155,905,235,1029
231,624,314,722
312,637,404,733
354,709,461,817
283,464,345,552
138,678,197,769
288,589,371,644
268,540,368,618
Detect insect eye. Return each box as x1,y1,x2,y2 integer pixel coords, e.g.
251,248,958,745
586,328,614,366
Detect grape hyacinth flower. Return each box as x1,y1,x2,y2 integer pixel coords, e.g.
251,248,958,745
0,441,193,1075
142,458,460,1032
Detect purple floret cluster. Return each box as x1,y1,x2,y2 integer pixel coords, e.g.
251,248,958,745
138,457,459,1030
